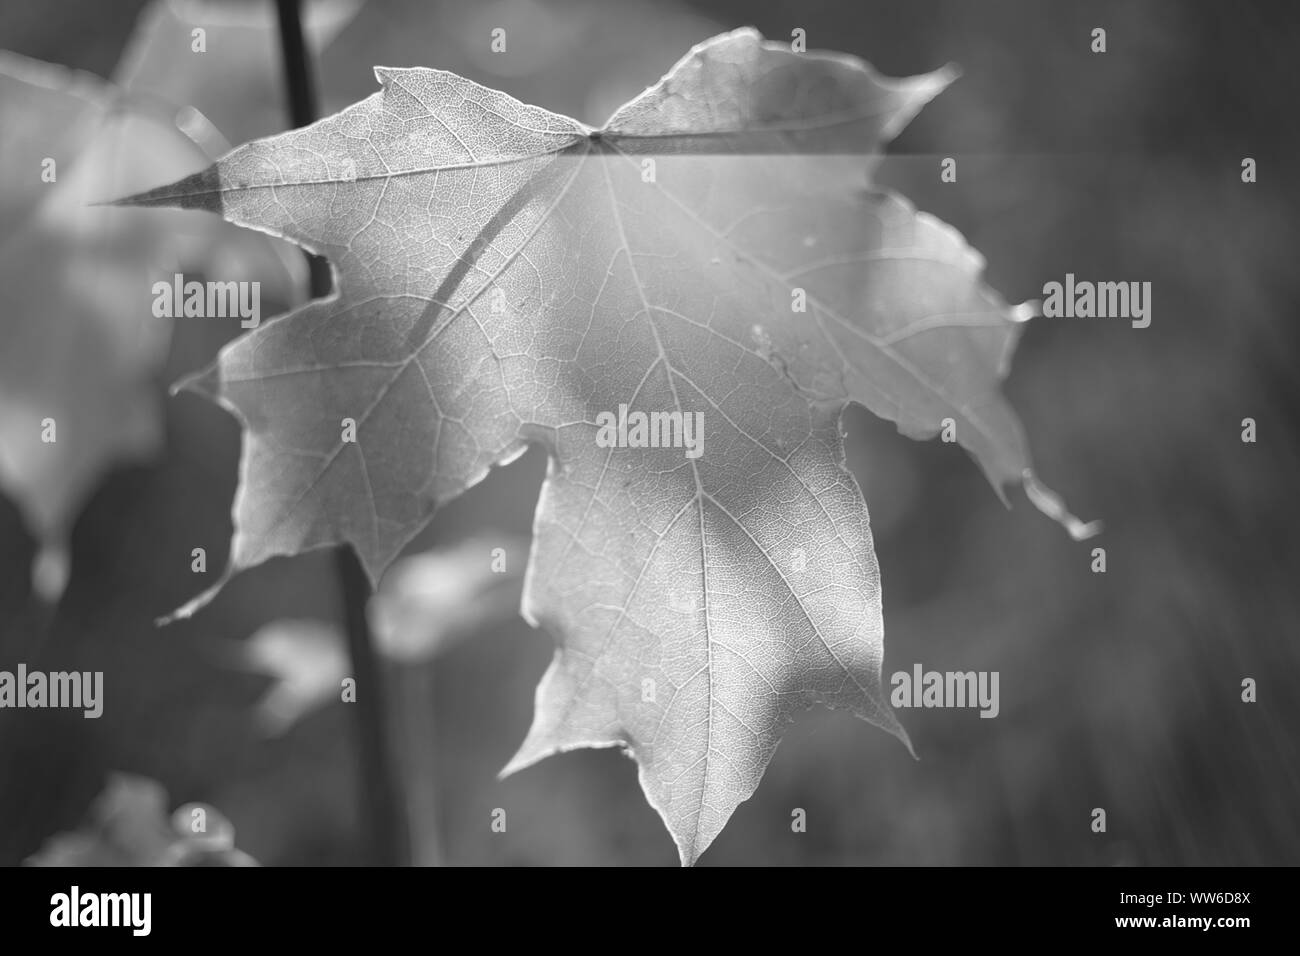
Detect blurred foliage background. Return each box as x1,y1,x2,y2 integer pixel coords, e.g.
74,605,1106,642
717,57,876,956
1,0,1296,865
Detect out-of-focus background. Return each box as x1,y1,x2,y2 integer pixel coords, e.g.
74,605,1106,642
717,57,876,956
1,0,1296,866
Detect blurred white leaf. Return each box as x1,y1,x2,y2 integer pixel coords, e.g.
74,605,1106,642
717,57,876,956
25,772,257,866
232,538,523,734
236,618,348,736
116,0,363,145
0,52,301,601
369,535,526,663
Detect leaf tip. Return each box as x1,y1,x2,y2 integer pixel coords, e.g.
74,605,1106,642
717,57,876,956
496,748,538,782
933,60,963,89
105,165,225,214
170,363,220,400
901,728,919,762
1011,299,1039,323
881,705,917,759
1022,470,1102,541
157,575,228,625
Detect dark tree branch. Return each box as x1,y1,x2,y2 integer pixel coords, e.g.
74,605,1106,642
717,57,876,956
274,0,409,866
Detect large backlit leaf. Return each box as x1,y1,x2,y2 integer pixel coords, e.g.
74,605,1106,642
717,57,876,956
122,28,1093,863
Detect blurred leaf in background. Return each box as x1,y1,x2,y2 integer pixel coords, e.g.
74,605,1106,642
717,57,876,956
116,0,363,147
26,772,257,865
224,536,526,736
0,51,301,602
369,535,526,664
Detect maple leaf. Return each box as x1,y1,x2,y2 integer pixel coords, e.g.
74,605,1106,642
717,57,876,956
0,51,300,599
120,28,1095,864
